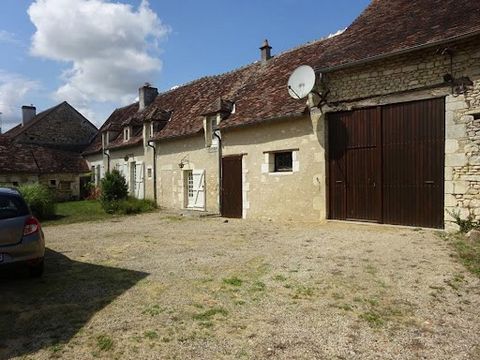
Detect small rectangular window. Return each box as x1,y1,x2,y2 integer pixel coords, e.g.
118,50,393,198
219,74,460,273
274,152,293,172
147,167,153,179
50,179,57,187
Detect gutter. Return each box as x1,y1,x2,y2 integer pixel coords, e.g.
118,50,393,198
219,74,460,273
147,140,157,204
103,149,111,173
316,29,480,73
213,130,222,214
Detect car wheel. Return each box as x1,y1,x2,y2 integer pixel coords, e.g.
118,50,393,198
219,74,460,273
29,259,44,278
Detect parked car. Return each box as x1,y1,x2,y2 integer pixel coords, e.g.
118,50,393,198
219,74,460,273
0,187,45,277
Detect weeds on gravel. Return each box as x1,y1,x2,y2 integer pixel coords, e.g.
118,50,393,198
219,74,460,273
142,304,164,317
250,281,266,292
96,334,114,351
193,307,228,321
360,311,384,327
447,209,479,233
49,343,63,354
365,264,378,275
223,277,243,286
144,331,159,340
272,274,287,281
443,233,480,277
292,285,315,299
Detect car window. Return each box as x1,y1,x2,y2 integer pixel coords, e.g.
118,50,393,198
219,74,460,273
0,195,29,220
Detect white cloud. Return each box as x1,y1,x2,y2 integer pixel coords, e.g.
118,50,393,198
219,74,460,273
0,30,20,45
28,0,169,122
0,71,39,131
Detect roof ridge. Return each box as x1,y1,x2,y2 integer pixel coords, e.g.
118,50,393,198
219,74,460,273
5,102,64,138
155,32,341,98
157,62,260,98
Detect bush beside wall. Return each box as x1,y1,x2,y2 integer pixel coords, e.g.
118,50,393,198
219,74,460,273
19,183,56,220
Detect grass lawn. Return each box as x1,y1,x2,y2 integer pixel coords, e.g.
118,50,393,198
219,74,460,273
42,200,113,226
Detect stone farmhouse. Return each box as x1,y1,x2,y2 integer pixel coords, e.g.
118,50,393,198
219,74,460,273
1,102,97,199
83,0,480,230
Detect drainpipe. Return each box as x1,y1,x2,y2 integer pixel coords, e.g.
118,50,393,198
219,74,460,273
213,129,222,214
103,149,110,173
147,140,157,204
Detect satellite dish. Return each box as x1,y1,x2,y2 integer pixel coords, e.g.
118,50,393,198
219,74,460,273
287,65,316,100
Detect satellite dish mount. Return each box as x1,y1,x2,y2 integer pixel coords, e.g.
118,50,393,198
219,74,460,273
287,65,328,107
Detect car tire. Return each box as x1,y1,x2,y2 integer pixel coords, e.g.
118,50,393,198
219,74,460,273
29,259,44,278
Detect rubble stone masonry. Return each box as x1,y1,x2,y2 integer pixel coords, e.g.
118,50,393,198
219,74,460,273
323,36,480,229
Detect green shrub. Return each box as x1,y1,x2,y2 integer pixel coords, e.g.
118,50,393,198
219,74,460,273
19,183,56,220
104,197,156,215
100,170,128,210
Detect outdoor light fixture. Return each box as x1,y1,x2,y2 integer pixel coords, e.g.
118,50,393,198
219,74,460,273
178,155,189,169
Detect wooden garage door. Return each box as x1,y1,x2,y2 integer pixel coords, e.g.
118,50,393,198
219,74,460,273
328,98,445,228
221,156,243,218
328,108,381,222
382,99,445,228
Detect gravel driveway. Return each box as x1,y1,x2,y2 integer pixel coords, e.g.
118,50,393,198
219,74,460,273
1,212,479,359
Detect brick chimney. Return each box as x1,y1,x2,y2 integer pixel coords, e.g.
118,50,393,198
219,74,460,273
138,83,158,112
260,39,272,62
22,105,36,126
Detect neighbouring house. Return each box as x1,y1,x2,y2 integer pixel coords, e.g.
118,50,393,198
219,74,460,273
0,137,90,200
1,102,97,199
84,0,480,230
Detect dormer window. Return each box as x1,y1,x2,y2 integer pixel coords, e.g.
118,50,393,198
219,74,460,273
124,127,130,142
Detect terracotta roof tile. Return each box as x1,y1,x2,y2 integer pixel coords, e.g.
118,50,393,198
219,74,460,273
83,103,138,154
85,0,480,149
0,138,89,174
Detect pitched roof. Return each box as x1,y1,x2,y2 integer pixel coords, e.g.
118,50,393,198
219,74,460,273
4,101,97,140
315,0,480,71
84,0,480,152
83,103,138,155
0,138,89,174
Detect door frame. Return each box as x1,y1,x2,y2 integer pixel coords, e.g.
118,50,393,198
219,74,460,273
221,154,244,218
183,169,206,211
326,97,445,228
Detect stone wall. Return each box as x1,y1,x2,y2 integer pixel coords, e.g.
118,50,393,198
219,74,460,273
38,173,81,201
14,103,97,152
323,36,480,229
223,116,326,221
326,37,480,105
0,173,80,201
0,174,38,187
153,136,220,213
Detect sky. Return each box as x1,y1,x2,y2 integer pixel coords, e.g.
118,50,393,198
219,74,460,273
0,0,370,131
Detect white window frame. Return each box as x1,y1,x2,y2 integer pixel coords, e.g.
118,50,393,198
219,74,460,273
261,149,299,175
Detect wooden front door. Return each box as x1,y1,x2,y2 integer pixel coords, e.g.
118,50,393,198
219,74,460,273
221,156,243,218
328,98,445,228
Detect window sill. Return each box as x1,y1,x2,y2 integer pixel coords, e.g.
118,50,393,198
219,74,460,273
268,171,294,176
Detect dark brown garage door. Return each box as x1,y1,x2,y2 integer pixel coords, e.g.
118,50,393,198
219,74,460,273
328,98,445,228
221,155,243,218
